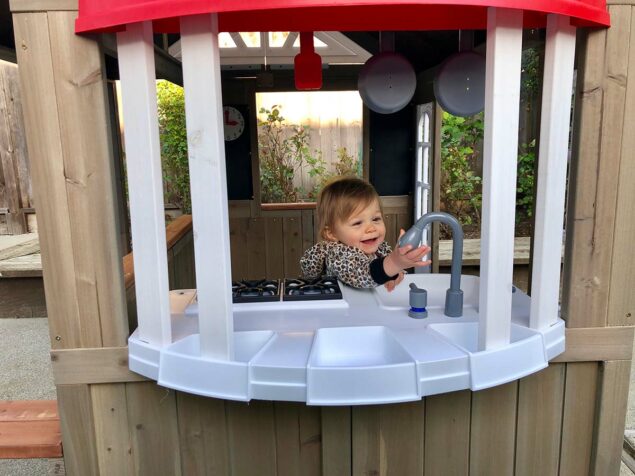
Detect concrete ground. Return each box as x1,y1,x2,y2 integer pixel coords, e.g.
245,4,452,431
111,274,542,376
0,318,62,476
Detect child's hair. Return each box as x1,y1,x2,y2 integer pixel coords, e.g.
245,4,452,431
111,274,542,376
316,177,381,240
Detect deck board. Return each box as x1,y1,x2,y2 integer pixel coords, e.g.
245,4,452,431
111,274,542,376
0,400,62,458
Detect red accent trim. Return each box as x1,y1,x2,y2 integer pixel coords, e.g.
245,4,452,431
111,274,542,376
76,1,609,34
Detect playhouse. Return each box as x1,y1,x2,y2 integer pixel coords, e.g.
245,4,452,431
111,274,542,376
7,0,635,473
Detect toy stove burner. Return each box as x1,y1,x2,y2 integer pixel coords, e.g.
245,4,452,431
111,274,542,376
283,277,343,301
232,279,280,303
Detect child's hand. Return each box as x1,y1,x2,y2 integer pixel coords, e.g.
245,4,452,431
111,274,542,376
383,229,431,277
384,272,404,292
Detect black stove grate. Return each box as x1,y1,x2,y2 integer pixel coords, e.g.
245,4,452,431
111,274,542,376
232,279,280,303
282,277,343,301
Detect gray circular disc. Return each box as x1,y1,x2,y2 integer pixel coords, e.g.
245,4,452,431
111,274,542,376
358,52,416,114
434,51,486,117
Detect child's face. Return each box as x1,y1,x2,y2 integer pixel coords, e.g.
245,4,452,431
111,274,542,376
326,199,386,255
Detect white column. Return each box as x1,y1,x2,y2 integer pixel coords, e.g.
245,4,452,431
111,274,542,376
117,22,171,346
180,14,234,360
530,15,576,330
478,8,523,350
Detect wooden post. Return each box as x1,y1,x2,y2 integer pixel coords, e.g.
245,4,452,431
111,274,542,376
180,13,234,360
478,7,523,350
117,22,172,346
529,15,576,330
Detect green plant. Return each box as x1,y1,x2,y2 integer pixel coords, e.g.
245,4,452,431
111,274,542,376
156,80,191,213
516,140,536,220
258,105,357,203
440,112,484,227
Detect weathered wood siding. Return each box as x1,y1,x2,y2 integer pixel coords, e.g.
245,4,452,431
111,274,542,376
0,60,32,234
228,196,411,280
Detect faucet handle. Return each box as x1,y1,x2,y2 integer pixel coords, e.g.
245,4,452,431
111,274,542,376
399,226,422,248
408,283,428,319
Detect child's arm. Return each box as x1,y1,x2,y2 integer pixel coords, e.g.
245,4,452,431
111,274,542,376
300,242,327,279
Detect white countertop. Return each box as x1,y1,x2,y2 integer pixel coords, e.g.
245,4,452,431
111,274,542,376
128,274,565,405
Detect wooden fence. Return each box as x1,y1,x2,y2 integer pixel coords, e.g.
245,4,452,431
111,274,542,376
0,60,33,234
228,196,411,280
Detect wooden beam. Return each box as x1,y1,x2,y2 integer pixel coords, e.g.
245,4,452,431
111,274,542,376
9,0,77,12
591,360,632,475
51,347,148,385
48,325,633,385
552,326,634,362
13,11,127,349
479,7,523,350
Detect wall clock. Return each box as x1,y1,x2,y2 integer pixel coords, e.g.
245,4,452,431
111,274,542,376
223,106,245,141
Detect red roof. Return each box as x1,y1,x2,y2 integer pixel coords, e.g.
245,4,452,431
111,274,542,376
76,0,609,34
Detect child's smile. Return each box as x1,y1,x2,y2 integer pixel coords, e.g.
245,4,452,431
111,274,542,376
325,199,386,255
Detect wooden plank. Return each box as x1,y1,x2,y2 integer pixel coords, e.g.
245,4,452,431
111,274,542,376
0,233,39,260
117,21,172,348
176,393,230,476
91,384,136,476
51,347,148,385
559,362,599,476
57,385,100,475
515,364,566,476
591,360,631,475
229,217,249,280
301,209,315,256
469,381,518,476
3,61,31,210
226,400,277,476
352,401,425,476
552,326,634,362
437,236,534,266
247,217,267,279
0,64,27,234
126,382,182,476
321,406,351,476
608,6,635,327
180,14,234,360
228,200,252,218
265,217,284,279
563,8,630,328
274,402,322,476
383,213,397,248
0,400,58,421
0,253,41,277
283,216,303,278
171,231,195,290
424,390,470,476
10,0,78,11
0,421,62,458
0,277,46,317
48,11,128,348
13,12,84,349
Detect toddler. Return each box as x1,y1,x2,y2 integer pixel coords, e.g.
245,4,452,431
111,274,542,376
300,177,430,291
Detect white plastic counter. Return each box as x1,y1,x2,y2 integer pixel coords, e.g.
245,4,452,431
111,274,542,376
128,274,565,405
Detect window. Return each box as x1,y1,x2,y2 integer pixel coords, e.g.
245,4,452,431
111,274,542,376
256,91,363,204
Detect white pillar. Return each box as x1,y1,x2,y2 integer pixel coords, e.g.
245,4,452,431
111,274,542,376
478,8,523,350
530,15,576,330
180,14,234,360
117,22,171,346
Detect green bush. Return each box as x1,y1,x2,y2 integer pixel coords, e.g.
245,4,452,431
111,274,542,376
516,140,536,220
156,81,190,213
440,112,484,227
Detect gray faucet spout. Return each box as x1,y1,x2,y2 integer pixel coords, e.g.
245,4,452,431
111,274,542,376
399,211,464,317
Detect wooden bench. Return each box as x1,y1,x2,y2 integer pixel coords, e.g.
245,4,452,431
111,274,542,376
0,400,62,458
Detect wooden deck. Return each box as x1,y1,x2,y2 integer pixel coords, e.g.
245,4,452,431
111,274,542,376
0,400,62,458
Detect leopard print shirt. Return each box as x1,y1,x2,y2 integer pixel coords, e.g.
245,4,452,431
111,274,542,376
300,240,393,289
